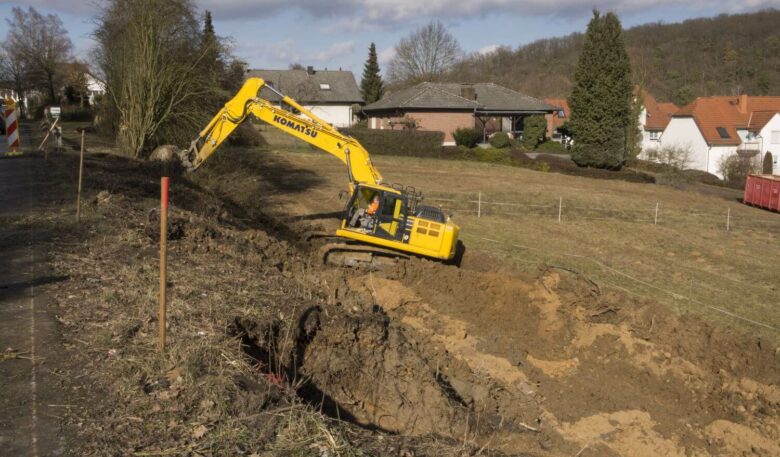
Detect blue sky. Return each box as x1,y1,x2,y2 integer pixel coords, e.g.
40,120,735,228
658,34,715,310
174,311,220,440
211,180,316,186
1,0,778,78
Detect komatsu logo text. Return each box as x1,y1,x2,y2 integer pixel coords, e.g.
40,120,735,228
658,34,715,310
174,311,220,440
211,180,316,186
273,115,318,138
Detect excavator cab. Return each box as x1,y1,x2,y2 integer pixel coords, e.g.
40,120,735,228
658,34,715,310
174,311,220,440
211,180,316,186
343,185,407,241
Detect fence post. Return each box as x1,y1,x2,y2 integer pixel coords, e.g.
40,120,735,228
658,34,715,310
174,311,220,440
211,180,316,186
654,202,659,225
726,208,731,232
558,197,563,223
159,177,169,352
76,130,85,221
477,191,481,218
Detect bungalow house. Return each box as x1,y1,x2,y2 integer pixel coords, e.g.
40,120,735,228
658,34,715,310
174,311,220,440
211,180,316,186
247,66,363,128
638,93,678,153
543,98,571,144
661,95,780,177
363,82,558,145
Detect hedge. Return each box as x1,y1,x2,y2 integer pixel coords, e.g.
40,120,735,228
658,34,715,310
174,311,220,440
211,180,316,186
341,128,444,157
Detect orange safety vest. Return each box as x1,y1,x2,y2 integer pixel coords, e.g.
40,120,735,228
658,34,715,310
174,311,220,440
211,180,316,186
367,200,379,215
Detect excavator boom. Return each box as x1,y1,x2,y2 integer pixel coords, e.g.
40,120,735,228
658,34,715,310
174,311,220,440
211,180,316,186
182,78,382,187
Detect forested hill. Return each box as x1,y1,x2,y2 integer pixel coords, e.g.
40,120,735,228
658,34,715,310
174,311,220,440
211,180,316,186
443,10,780,105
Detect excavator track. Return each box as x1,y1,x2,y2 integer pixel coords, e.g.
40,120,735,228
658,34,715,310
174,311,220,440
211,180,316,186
319,242,409,269
304,231,409,269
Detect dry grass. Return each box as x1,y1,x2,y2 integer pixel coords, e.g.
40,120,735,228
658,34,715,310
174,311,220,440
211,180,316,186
216,145,780,342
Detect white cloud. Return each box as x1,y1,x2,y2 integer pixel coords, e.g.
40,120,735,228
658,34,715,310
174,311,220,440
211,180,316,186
193,0,780,24
313,41,356,62
478,44,500,55
377,47,396,66
234,39,302,65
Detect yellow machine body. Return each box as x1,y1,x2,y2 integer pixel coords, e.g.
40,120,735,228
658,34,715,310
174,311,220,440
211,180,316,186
184,78,459,261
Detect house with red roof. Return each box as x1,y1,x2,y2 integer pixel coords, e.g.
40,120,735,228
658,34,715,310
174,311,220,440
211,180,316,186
661,95,780,177
638,92,678,152
543,98,571,144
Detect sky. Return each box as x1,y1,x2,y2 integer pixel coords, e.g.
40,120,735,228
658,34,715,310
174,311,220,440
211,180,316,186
0,0,778,78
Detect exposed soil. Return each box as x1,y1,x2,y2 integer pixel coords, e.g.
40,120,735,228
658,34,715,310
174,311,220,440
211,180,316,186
22,146,780,456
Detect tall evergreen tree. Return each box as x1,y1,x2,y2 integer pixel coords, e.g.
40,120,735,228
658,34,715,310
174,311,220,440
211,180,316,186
360,43,384,103
569,10,633,169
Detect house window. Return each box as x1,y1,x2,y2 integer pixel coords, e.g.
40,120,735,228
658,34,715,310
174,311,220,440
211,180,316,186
319,83,331,90
649,131,660,140
772,130,780,144
716,127,730,139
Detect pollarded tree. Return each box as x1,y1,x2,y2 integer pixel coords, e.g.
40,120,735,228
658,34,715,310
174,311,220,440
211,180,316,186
569,10,633,169
360,43,384,103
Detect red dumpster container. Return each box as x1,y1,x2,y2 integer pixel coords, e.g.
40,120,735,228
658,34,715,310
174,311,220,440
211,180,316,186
744,174,780,212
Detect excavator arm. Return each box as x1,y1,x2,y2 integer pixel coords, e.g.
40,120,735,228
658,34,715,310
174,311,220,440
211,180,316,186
180,77,383,188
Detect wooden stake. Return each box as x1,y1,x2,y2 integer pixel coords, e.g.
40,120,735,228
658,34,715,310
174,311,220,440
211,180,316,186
477,192,481,218
654,202,659,225
76,130,85,221
37,117,59,156
159,177,169,352
726,207,731,232
558,197,563,222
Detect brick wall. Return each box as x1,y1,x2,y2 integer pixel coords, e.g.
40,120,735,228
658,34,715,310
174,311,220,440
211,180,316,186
369,111,474,144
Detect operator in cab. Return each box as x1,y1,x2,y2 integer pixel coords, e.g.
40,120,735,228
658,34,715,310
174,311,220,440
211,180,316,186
350,194,380,230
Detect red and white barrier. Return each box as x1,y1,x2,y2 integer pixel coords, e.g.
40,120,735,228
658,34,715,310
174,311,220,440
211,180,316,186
4,99,20,151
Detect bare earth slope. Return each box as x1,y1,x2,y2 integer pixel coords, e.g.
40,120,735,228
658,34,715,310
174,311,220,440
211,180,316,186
14,141,780,456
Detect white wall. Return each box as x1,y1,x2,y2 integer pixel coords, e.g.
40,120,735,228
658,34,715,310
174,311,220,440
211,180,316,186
302,104,353,128
758,113,780,175
660,117,712,172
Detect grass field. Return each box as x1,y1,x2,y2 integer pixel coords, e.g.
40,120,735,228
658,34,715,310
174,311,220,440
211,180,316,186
54,121,780,339
203,126,780,342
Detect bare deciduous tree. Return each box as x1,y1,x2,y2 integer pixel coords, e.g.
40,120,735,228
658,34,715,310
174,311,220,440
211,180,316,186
94,0,222,157
0,44,31,116
388,20,461,83
4,7,73,103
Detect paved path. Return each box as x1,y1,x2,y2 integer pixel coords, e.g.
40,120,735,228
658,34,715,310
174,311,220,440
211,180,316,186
0,126,69,456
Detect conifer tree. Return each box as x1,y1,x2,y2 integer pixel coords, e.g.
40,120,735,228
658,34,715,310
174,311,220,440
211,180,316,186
360,43,384,103
569,10,633,169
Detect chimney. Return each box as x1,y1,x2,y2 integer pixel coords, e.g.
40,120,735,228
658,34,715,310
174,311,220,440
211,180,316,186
306,66,315,75
460,85,477,101
738,94,748,113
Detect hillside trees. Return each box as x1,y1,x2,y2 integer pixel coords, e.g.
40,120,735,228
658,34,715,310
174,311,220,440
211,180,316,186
569,11,633,169
360,43,384,103
94,0,243,157
388,20,461,83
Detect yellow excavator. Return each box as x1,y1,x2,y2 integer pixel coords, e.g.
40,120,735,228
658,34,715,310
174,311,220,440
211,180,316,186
179,77,459,267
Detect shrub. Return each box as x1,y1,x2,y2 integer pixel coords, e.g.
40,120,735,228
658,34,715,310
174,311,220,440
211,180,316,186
488,132,511,149
719,153,760,189
341,128,444,157
536,140,567,154
522,115,546,149
764,152,773,174
60,108,95,122
227,123,268,148
452,127,481,148
643,145,692,171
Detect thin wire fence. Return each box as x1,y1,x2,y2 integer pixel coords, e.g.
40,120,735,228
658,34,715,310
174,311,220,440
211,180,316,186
426,192,780,231
421,191,780,334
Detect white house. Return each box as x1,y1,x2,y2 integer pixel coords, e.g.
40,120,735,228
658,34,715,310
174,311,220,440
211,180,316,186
246,67,363,128
86,75,106,105
660,95,780,178
638,92,678,153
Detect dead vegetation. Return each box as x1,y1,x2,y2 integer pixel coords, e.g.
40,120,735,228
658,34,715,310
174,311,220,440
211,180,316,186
25,125,780,456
